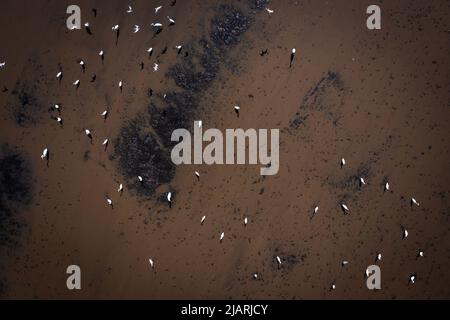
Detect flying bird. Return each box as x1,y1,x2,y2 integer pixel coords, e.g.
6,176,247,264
153,63,159,72
138,176,143,183
265,8,274,14
133,25,140,33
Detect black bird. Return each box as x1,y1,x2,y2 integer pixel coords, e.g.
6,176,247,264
139,62,144,70
92,8,97,17
90,74,96,82
2,86,8,93
170,0,176,7
161,46,168,55
260,49,268,56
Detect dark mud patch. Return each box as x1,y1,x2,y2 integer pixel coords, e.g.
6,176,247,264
0,144,34,297
325,165,371,192
114,5,257,199
7,56,52,127
287,71,347,132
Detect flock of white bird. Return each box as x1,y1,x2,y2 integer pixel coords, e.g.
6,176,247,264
3,2,423,291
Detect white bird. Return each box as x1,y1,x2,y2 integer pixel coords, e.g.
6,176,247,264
151,22,163,28
118,184,123,193
313,206,319,215
138,176,143,182
175,45,183,54
56,71,62,79
101,110,108,119
409,274,416,284
244,217,248,226
155,6,163,14
342,260,349,266
276,256,282,266
220,232,225,242
112,24,119,31
330,283,336,290
54,104,60,111
73,79,80,86
411,197,420,207
79,60,85,66
341,158,346,167
119,81,123,89
0,62,5,69
102,139,109,146
341,203,349,213
234,105,240,111
418,250,424,258
197,120,202,128
126,5,133,13
41,148,49,160
253,273,259,279
133,25,140,33
195,171,200,180
200,215,206,225
56,117,63,125
167,192,172,203
403,228,409,239
376,253,382,261
106,198,113,207
149,258,154,269
167,16,175,25
384,182,390,191
265,8,274,14
147,47,153,54
153,63,159,72
360,177,366,186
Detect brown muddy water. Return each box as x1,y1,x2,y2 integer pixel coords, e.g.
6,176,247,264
0,0,449,299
